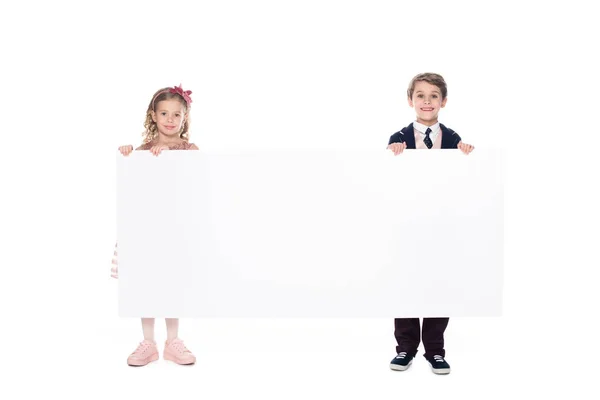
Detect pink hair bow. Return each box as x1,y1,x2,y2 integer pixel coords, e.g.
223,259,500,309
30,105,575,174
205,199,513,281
169,84,192,105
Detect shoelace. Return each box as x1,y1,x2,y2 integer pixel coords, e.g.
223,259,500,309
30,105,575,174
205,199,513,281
396,352,407,359
132,341,153,355
433,355,445,363
171,340,191,354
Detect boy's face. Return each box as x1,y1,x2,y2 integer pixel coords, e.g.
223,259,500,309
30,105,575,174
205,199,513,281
408,81,447,125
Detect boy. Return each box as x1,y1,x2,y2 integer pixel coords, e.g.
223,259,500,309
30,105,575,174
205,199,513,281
387,73,474,375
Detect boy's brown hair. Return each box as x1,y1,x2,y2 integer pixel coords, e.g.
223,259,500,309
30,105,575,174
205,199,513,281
407,73,448,100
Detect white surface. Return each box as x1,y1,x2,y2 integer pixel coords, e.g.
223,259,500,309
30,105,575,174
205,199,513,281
117,150,503,317
2,0,598,398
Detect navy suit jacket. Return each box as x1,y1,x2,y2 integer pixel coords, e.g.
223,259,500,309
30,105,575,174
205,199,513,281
388,123,462,149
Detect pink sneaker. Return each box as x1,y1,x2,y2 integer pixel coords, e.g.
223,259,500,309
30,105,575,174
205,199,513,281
163,338,196,365
127,340,159,366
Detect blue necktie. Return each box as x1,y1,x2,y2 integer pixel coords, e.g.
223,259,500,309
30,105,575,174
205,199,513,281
424,128,433,149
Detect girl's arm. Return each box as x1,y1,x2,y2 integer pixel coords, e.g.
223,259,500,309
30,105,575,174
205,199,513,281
118,145,134,156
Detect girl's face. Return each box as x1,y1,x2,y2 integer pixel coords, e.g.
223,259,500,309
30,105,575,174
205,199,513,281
151,99,187,138
408,81,447,125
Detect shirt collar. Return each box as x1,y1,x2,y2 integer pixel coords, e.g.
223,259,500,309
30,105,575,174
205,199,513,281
413,121,440,135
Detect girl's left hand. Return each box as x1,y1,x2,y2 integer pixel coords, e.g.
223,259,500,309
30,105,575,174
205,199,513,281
150,144,169,156
458,141,475,155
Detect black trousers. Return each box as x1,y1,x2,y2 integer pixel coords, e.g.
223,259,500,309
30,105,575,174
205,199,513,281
394,318,449,358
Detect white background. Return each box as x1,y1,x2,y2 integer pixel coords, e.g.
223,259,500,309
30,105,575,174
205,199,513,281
1,0,599,399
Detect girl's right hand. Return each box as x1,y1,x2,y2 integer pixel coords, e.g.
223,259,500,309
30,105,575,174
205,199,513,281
149,144,170,156
119,145,134,156
387,142,407,155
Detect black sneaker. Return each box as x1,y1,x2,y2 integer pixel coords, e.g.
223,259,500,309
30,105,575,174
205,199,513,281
390,352,414,371
425,355,451,375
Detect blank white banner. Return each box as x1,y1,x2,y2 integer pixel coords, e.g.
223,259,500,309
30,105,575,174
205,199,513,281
117,149,504,318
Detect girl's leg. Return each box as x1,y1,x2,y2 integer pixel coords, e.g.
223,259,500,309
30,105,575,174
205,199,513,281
127,318,158,366
163,318,196,365
165,318,179,340
142,318,156,341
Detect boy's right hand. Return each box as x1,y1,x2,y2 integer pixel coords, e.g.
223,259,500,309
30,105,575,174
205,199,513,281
387,142,407,155
119,145,134,156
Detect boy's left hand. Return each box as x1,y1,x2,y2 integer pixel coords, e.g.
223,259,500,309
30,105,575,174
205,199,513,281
457,141,475,155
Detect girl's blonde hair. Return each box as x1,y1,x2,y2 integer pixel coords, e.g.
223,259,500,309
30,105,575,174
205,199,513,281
142,86,191,144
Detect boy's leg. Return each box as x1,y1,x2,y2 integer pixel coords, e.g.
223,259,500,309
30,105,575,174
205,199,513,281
394,318,421,356
421,317,449,358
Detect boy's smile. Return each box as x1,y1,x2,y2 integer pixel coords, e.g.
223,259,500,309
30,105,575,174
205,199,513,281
408,81,447,126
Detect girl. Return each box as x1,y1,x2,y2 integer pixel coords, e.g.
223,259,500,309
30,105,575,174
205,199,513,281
113,85,198,366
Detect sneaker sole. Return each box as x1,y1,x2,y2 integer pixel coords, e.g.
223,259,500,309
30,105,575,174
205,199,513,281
163,353,196,365
390,359,412,371
430,366,451,375
127,353,159,366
